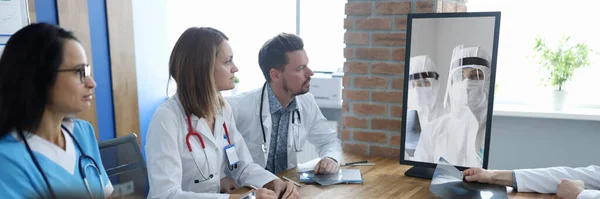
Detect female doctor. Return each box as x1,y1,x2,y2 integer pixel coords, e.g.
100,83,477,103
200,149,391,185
145,27,298,199
0,23,112,198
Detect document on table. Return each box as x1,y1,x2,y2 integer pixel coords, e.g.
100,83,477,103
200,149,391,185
430,157,508,199
298,169,363,186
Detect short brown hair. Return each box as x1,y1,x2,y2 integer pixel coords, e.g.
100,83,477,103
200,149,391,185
258,33,304,82
169,27,229,119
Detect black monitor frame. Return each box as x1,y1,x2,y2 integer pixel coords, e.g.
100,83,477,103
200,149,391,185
399,11,502,178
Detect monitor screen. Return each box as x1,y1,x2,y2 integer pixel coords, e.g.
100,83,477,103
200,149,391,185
401,12,501,170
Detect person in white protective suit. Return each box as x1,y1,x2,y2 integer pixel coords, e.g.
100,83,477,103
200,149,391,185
404,55,444,159
406,55,444,124
412,45,491,168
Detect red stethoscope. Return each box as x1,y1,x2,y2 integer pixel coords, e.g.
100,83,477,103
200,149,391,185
185,115,234,182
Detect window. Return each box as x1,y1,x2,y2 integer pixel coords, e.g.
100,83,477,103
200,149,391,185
166,0,344,95
468,0,600,109
299,0,346,73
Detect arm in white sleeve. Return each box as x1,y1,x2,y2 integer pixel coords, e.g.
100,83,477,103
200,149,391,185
145,107,229,199
578,190,600,199
306,95,343,164
515,165,600,194
226,103,278,188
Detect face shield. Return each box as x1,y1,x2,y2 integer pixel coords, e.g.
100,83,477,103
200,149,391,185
407,55,440,113
443,45,491,112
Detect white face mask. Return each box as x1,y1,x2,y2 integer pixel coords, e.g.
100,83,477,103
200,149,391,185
407,78,440,125
408,86,436,111
449,79,487,108
466,80,487,110
448,79,489,123
449,79,468,107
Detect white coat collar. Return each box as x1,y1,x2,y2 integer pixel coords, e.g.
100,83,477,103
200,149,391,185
256,84,304,116
172,94,223,147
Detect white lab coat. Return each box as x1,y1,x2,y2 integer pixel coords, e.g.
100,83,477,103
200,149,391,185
145,95,278,199
514,165,600,199
413,105,482,168
226,87,343,170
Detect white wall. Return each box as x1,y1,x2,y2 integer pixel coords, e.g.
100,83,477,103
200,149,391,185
132,0,170,156
410,18,438,65
489,116,600,170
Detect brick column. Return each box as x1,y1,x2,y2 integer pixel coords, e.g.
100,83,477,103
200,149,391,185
342,0,467,158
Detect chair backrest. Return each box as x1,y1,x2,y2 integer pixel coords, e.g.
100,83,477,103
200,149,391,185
99,133,148,198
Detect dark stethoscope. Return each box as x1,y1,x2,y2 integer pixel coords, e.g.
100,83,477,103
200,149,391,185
20,124,105,199
259,82,303,154
185,115,238,182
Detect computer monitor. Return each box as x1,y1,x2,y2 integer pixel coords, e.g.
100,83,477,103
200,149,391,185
400,12,501,179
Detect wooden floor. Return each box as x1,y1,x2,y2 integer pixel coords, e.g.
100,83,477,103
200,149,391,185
233,153,558,198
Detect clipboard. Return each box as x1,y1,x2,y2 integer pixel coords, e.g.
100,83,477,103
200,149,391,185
298,169,363,185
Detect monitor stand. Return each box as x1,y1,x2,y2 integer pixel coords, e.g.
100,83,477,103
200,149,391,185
404,166,435,179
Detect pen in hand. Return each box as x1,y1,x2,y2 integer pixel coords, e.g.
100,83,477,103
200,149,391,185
282,176,302,187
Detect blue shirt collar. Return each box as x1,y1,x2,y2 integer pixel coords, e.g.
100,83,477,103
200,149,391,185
266,84,297,114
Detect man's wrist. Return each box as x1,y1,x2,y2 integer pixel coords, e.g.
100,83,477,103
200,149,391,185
324,156,338,163
489,170,515,187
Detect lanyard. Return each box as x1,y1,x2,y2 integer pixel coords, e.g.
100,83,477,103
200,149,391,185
223,122,231,145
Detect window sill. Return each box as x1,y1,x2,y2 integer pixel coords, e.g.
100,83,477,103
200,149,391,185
316,101,343,109
492,103,600,121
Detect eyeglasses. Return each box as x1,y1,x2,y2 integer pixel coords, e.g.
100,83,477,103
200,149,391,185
57,64,91,83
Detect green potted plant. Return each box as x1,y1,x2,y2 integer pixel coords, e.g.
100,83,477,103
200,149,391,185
532,34,594,110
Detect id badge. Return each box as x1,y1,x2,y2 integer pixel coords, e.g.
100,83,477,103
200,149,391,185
224,144,239,166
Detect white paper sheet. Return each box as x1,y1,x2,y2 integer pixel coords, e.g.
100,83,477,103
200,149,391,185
430,157,508,199
0,0,27,34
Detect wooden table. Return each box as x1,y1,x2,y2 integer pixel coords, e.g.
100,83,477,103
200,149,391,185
234,153,558,198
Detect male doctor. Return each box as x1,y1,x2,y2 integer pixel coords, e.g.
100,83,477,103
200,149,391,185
226,33,343,175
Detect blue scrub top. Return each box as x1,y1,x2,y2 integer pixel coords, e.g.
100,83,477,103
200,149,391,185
0,119,112,198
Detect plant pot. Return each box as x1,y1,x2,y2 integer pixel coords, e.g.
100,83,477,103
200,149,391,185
552,90,567,111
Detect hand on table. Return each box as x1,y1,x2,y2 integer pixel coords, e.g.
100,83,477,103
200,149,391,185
230,188,277,199
463,167,495,184
273,179,298,199
220,177,238,193
557,179,584,199
314,157,339,174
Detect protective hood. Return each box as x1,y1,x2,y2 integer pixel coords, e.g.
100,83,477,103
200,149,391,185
407,55,440,123
443,45,492,122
